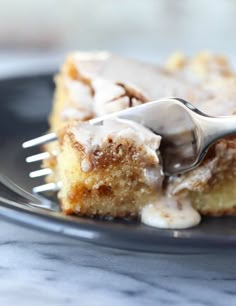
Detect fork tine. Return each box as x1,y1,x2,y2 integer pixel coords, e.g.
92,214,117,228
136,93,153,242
33,182,62,193
26,152,50,163
22,132,57,148
26,150,58,163
29,168,52,178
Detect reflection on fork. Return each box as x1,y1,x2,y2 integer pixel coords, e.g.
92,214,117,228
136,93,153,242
22,97,236,194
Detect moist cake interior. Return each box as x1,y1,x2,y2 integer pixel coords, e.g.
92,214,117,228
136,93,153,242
43,51,236,228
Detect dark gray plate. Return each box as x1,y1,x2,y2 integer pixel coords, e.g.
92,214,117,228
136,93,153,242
0,73,236,253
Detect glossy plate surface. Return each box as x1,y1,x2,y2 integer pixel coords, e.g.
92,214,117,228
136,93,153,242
0,73,236,253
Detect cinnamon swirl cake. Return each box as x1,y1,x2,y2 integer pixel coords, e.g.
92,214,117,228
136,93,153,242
43,51,236,228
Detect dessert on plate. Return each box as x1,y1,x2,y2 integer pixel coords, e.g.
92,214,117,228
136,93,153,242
43,51,236,229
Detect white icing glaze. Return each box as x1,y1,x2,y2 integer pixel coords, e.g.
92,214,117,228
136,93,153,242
169,141,236,195
141,196,201,229
65,78,93,111
81,158,92,172
92,79,145,116
169,158,218,194
101,96,130,114
92,79,126,116
71,118,161,160
61,107,92,121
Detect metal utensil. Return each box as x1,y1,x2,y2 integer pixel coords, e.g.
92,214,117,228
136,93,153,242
22,97,236,192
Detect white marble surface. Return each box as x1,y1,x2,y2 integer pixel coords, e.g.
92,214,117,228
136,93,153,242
1,53,236,306
0,220,235,306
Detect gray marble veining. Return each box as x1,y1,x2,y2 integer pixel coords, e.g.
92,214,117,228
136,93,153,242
0,220,235,306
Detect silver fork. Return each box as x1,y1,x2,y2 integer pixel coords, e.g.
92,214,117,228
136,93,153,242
22,97,236,193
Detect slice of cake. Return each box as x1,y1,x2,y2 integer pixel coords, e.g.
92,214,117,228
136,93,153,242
43,51,236,228
169,137,236,216
57,119,162,217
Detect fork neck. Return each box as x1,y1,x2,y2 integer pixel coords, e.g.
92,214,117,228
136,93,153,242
196,114,236,149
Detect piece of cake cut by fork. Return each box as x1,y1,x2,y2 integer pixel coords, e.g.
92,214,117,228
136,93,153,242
44,51,236,226
57,119,162,216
